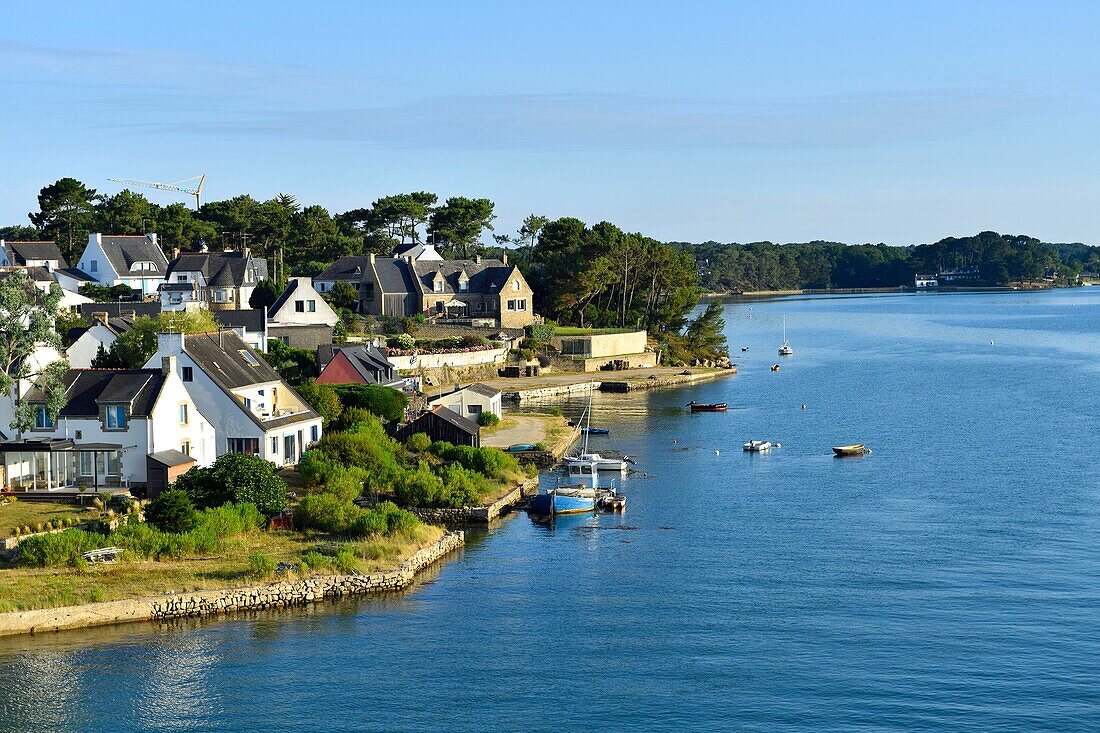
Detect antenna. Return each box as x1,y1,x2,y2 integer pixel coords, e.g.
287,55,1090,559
108,174,206,209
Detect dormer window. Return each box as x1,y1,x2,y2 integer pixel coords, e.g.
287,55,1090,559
105,405,127,430
459,280,469,292
33,405,54,429
433,276,444,293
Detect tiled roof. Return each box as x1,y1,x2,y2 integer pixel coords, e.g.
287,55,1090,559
318,344,395,384
411,259,513,295
213,308,266,333
165,251,261,288
5,241,67,268
79,301,161,320
26,369,166,418
98,235,169,277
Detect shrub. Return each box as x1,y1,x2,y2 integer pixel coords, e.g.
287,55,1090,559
525,323,556,342
438,464,493,508
393,462,446,508
18,530,105,568
334,407,373,432
295,379,343,427
175,453,288,516
395,333,415,349
333,548,360,574
349,510,388,538
332,384,409,423
300,550,331,571
405,432,432,453
476,411,500,427
322,466,368,504
294,493,358,533
298,449,336,487
146,489,198,533
248,553,277,580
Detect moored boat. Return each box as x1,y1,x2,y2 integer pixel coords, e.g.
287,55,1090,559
779,316,794,355
506,443,538,453
833,443,869,457
565,452,629,472
743,439,771,452
688,401,727,412
581,427,610,435
526,487,599,515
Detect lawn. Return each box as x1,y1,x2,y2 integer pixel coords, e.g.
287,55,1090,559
0,524,444,613
0,501,94,538
552,326,636,336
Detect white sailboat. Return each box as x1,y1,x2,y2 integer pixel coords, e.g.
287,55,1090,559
563,386,630,473
778,316,793,356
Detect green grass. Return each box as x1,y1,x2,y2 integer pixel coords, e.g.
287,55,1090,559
0,501,93,538
0,524,445,613
552,326,636,336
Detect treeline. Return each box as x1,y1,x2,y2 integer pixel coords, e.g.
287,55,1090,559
1,178,497,278
677,232,1100,292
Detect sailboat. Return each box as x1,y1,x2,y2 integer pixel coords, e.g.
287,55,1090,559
778,316,793,356
564,387,630,472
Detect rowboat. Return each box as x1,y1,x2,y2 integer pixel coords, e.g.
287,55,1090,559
506,443,538,453
581,427,610,435
688,401,727,412
833,443,869,457
526,487,599,515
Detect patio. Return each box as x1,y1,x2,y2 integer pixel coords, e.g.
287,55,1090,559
0,439,127,498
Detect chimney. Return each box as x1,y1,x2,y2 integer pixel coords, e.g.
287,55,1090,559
161,355,176,377
172,246,180,260
157,332,185,355
502,252,508,265
474,255,481,265
92,311,109,326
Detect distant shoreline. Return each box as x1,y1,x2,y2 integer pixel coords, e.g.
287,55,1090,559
701,283,1057,299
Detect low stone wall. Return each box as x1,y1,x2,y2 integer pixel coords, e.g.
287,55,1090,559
390,347,508,371
598,367,737,393
0,531,464,637
503,381,602,402
408,478,538,524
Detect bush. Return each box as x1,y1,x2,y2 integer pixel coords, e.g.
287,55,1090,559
175,453,288,516
350,510,388,537
294,493,359,534
395,333,415,349
393,462,446,507
476,411,500,427
248,553,277,580
296,379,343,427
18,530,106,568
405,432,432,453
322,465,367,504
333,548,360,574
146,489,197,533
300,550,331,572
332,384,409,423
438,464,494,507
525,323,556,342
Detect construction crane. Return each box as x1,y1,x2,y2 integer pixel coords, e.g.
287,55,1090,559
107,174,206,209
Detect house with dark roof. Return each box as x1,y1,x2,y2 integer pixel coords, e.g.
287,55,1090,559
393,405,480,448
145,330,322,467
314,250,536,328
67,312,139,368
212,308,268,353
316,343,398,386
267,277,338,350
162,249,268,311
0,240,68,270
4,359,215,492
74,233,169,296
426,383,502,421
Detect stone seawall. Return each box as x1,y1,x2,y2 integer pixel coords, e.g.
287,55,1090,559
408,479,538,524
0,531,464,637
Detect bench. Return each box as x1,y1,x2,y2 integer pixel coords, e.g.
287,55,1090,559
83,547,124,563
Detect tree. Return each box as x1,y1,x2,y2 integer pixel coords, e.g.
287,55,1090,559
0,225,40,240
328,281,359,311
248,277,283,309
428,197,495,258
174,453,288,516
93,311,218,369
331,384,408,423
29,178,100,261
296,379,343,426
0,272,64,435
682,302,729,361
262,339,317,383
146,488,198,533
95,189,156,234
356,192,438,246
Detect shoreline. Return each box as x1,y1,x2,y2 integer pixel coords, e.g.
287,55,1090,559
0,531,465,638
701,283,1059,298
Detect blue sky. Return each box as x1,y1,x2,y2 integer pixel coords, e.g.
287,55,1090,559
2,1,1099,244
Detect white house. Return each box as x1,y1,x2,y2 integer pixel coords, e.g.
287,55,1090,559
145,331,322,467
0,240,67,270
426,383,502,421
8,361,215,489
212,309,268,353
67,313,139,368
162,250,268,311
75,233,168,296
268,277,339,327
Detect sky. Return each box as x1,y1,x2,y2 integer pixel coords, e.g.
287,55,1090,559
2,1,1099,245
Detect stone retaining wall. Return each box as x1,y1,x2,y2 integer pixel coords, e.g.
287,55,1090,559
0,531,464,637
408,478,538,524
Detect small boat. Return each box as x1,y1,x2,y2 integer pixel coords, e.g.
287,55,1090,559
743,440,772,452
564,452,629,472
688,401,727,412
771,364,781,372
581,427,610,435
833,443,869,457
506,443,538,453
779,316,793,355
527,487,598,515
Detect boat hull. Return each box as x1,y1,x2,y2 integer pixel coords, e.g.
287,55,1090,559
527,491,597,515
833,444,867,457
690,403,727,412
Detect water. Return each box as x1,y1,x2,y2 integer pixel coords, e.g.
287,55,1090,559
3,290,1099,732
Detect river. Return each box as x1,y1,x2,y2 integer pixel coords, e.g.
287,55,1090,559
2,289,1099,732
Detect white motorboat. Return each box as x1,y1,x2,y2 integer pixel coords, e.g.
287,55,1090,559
743,440,772,452
564,452,630,472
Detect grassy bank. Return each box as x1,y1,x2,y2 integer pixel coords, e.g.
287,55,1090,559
0,501,93,539
0,523,443,613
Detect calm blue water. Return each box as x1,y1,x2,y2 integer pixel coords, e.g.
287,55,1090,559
2,290,1099,732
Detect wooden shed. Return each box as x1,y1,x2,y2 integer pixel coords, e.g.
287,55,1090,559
393,405,481,448
146,450,197,499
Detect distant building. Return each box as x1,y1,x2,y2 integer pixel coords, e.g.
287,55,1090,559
74,233,169,296
267,277,339,350
162,250,268,311
212,308,268,353
426,383,502,420
938,267,981,283
67,312,139,368
0,240,67,270
316,343,398,386
914,275,939,288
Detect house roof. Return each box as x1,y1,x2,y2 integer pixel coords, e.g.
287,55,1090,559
55,267,98,283
26,369,167,418
148,449,196,467
97,235,169,277
317,256,371,281
318,344,394,384
423,404,480,434
84,315,138,338
165,250,261,288
267,278,303,316
4,241,67,268
79,301,161,320
391,242,442,260
427,382,501,404
410,259,514,296
182,331,320,429
373,257,418,294
213,308,266,333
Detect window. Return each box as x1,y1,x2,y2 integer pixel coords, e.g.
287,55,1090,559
105,405,127,429
459,280,469,292
434,280,443,293
467,405,482,415
177,275,187,282
307,300,316,312
239,350,260,367
179,403,189,425
227,438,260,455
295,300,305,312
79,452,94,476
182,366,193,382
517,299,527,311
317,282,326,292
512,279,520,291
310,425,319,443
270,437,278,455
244,397,252,412
98,451,120,476
213,290,226,303
180,440,190,457
507,299,516,311
34,406,54,429
89,260,98,272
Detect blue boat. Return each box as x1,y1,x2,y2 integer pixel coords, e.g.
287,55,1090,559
582,427,610,435
527,488,598,515
506,443,538,453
